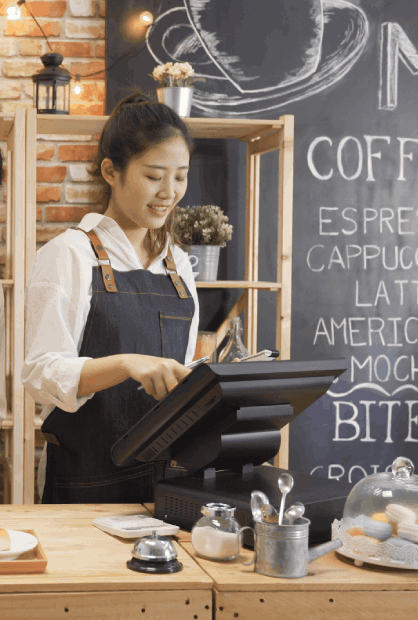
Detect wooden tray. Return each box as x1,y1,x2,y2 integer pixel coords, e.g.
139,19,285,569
0,529,47,574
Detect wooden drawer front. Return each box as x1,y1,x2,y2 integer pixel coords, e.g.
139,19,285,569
215,590,418,620
0,589,212,620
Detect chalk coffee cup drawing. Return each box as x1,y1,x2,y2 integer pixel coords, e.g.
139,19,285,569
238,518,342,579
147,0,369,114
183,0,324,93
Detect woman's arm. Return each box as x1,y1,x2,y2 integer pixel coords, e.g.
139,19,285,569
78,353,191,401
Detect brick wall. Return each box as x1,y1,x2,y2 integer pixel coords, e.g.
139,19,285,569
0,0,106,263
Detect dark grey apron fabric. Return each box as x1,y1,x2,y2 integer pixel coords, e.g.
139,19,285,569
41,248,194,504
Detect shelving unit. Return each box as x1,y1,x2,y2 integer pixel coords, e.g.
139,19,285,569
0,109,38,505
6,110,294,504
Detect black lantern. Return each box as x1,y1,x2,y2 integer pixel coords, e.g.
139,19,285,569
32,53,71,114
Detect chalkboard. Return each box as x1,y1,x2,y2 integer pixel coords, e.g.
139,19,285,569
106,0,418,484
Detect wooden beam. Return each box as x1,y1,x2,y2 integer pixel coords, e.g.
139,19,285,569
275,115,294,471
10,108,26,504
23,108,37,504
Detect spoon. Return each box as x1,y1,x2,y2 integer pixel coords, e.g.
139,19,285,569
260,503,279,524
284,502,305,525
278,473,294,525
250,490,270,522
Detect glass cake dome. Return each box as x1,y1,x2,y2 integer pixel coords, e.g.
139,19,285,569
332,457,418,569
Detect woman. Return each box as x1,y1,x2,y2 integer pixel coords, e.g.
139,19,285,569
22,93,199,504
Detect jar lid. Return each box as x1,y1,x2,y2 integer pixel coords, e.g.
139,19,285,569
201,502,236,518
131,531,177,562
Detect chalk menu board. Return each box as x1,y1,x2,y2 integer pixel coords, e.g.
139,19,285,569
106,0,418,484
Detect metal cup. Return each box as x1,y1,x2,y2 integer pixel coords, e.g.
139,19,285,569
238,518,342,579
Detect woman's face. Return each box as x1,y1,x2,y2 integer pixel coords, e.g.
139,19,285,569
102,135,190,232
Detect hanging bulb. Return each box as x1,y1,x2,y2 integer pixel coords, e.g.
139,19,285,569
73,75,82,95
138,10,153,25
7,6,21,19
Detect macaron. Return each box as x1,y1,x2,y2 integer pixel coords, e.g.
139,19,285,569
385,503,417,524
397,522,418,544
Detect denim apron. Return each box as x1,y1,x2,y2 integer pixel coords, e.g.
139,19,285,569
41,230,194,504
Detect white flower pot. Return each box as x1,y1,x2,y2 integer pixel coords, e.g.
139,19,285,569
184,245,221,281
156,87,194,117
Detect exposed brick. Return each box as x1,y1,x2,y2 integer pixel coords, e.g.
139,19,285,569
98,0,105,17
45,205,95,221
58,144,96,161
70,101,104,115
51,41,94,57
37,144,55,160
0,39,16,55
20,1,67,18
36,185,62,202
71,60,105,78
68,163,94,182
0,248,6,264
5,19,61,37
96,41,104,58
36,224,68,243
0,80,21,99
68,0,95,17
37,165,67,183
0,204,6,222
65,183,101,203
19,40,44,56
0,101,33,113
3,59,42,77
65,18,104,39
23,80,34,98
37,207,42,220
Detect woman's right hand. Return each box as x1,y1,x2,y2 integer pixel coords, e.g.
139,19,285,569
123,354,191,401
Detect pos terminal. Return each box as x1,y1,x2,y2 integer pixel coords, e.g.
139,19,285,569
112,359,352,544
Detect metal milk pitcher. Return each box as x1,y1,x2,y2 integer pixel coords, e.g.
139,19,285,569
238,517,342,579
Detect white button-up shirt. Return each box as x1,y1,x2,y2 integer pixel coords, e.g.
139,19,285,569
22,212,199,423
24,213,199,501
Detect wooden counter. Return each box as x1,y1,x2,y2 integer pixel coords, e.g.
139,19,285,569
180,541,418,620
0,504,212,620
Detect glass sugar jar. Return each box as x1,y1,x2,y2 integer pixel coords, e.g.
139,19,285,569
191,503,241,561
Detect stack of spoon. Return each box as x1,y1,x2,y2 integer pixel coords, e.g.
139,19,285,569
250,474,305,526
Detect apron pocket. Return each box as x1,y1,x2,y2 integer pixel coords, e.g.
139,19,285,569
159,310,192,362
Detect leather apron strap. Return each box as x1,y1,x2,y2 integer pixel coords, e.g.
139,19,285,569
78,229,189,299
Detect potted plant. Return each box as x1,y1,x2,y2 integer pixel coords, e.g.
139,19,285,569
174,205,233,281
151,62,202,117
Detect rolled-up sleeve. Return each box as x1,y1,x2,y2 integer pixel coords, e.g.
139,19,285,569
22,280,94,412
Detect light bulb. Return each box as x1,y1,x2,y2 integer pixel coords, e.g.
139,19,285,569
139,10,153,25
73,83,82,95
7,6,21,19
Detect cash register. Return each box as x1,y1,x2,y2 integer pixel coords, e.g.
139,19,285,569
112,359,352,545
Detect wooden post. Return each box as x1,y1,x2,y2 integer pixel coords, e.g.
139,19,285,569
275,115,294,470
10,108,26,504
245,149,261,354
23,109,37,504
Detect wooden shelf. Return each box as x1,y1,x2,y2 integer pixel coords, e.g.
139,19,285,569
33,114,283,141
196,281,282,290
1,414,43,430
0,280,13,287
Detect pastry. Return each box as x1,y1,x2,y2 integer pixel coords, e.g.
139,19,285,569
362,517,392,540
385,503,416,524
0,528,10,552
397,522,418,544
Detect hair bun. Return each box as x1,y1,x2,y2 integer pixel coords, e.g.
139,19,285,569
120,91,150,106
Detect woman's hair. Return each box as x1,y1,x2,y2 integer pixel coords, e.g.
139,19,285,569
89,91,194,260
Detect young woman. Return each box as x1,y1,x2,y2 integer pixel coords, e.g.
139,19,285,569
22,93,199,504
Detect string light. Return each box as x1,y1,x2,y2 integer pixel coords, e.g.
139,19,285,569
138,11,154,25
73,74,82,95
6,6,21,19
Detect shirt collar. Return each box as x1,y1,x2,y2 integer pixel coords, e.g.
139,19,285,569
77,213,170,262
